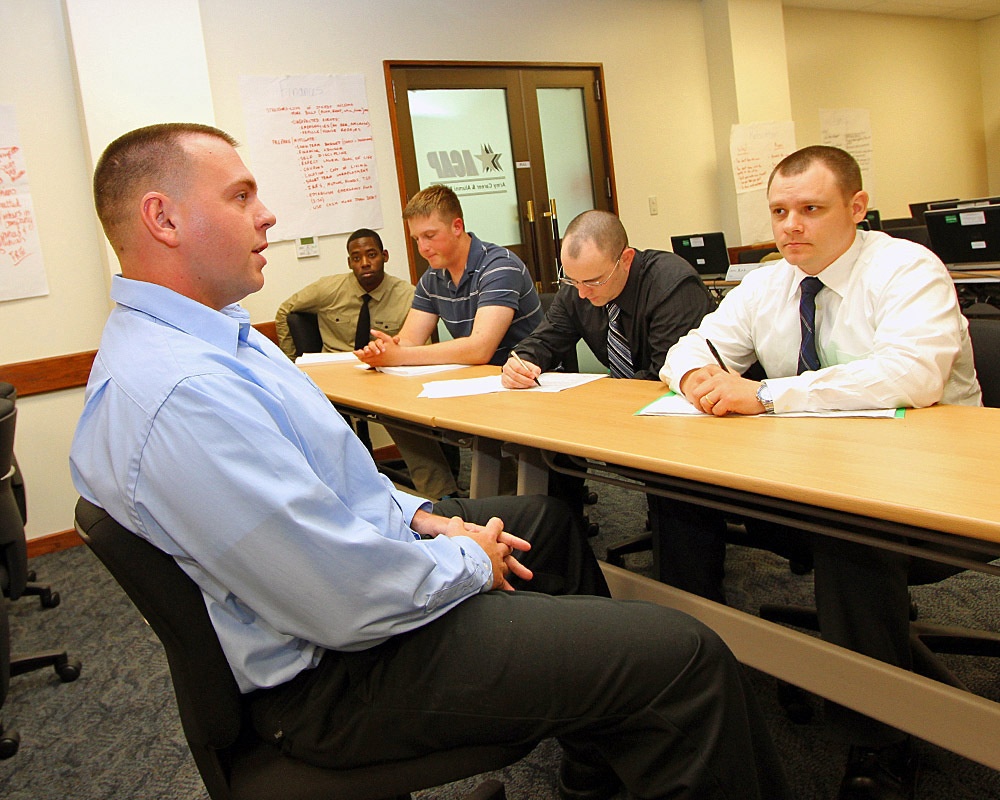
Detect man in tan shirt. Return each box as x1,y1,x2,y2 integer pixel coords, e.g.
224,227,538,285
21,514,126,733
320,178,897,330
276,229,461,500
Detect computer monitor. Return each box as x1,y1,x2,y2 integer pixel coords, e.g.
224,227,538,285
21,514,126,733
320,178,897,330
670,232,730,279
909,199,958,225
925,204,1000,268
927,196,1000,213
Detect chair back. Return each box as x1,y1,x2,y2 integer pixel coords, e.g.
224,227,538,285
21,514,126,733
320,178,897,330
968,316,1000,409
74,498,241,799
0,400,28,600
286,312,323,358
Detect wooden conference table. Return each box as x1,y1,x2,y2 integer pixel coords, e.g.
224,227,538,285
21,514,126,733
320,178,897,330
302,362,1000,770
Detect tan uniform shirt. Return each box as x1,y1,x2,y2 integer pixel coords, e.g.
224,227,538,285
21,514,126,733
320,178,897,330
275,272,415,359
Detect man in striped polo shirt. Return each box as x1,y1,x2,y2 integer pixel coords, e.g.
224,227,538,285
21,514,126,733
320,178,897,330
355,184,543,368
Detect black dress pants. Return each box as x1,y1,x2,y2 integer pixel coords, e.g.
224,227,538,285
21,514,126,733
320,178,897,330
250,495,792,799
656,500,911,748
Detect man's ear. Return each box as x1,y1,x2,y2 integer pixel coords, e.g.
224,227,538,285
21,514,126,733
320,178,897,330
140,192,180,247
451,216,465,236
850,190,870,224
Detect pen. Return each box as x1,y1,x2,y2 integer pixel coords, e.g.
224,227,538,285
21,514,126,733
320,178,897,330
511,351,541,387
705,339,730,373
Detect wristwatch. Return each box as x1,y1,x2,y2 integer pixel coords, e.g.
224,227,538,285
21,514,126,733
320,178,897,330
756,381,774,414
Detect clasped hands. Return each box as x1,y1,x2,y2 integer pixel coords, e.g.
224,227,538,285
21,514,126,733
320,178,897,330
680,365,766,416
412,510,532,591
355,330,403,367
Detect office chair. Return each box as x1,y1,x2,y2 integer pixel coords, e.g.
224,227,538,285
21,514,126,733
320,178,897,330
74,498,527,800
761,316,1000,711
0,398,81,758
0,384,25,524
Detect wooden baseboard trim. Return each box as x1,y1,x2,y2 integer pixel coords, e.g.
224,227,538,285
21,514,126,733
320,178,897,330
28,529,84,558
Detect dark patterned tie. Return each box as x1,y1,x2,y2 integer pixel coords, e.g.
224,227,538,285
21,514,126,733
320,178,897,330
797,277,824,375
607,302,634,379
354,293,372,350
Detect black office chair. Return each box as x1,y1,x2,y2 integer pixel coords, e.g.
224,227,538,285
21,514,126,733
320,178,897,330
0,384,25,526
761,316,1000,705
75,498,527,800
0,398,81,758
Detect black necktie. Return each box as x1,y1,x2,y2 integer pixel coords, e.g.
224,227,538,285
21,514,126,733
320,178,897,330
607,302,634,379
354,294,372,350
797,277,824,375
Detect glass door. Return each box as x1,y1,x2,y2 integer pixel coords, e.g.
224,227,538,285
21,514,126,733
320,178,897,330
387,63,615,291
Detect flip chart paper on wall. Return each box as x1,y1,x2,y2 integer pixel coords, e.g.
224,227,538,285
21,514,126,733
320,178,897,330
821,108,875,204
730,121,796,246
238,74,383,242
0,105,49,303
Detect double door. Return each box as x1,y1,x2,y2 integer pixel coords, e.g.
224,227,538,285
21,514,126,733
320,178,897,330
386,62,616,291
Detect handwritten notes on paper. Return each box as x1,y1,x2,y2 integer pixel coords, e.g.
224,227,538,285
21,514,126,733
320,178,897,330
0,105,48,303
239,74,383,242
730,121,796,246
730,121,796,195
821,109,874,202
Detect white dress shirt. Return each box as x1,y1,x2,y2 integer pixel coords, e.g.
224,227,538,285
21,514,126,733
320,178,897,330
661,230,981,412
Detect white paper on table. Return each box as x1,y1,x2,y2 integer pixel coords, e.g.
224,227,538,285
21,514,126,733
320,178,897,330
419,372,606,399
636,392,902,418
296,352,361,365
375,364,466,376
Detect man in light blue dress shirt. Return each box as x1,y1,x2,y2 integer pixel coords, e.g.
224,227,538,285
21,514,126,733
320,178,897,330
70,123,790,800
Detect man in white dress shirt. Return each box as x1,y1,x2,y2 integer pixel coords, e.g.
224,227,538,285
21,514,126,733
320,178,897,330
661,145,980,800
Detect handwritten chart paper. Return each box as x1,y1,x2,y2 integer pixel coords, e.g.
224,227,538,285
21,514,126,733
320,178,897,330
0,106,48,302
239,74,383,242
730,121,796,245
821,109,875,203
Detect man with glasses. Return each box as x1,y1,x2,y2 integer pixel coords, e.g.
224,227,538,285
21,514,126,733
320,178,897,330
503,210,717,599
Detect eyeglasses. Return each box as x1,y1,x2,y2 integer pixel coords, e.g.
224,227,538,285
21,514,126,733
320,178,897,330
557,247,626,289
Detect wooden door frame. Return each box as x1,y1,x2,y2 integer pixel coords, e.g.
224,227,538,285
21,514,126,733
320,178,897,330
384,60,618,285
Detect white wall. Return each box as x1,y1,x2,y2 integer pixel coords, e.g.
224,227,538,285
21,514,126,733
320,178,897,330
785,8,989,219
978,14,1000,193
2,0,998,538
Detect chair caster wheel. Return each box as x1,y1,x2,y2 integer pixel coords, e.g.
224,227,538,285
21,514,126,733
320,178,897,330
40,589,61,608
777,681,814,724
56,656,82,682
585,490,598,505
0,726,20,759
789,560,812,576
586,521,600,538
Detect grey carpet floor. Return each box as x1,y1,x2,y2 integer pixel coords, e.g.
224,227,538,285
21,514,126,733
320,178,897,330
2,476,999,799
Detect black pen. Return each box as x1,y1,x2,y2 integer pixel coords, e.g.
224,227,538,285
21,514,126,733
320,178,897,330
511,351,541,387
705,339,730,373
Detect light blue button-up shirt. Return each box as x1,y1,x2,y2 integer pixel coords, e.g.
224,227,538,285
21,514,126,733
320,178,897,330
71,277,493,692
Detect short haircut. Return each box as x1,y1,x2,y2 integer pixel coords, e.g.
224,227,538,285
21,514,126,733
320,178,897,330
561,210,628,261
93,123,236,252
347,228,384,252
402,184,463,223
767,145,862,199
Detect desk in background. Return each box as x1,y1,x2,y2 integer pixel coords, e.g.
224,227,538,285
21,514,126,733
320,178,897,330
302,362,1000,770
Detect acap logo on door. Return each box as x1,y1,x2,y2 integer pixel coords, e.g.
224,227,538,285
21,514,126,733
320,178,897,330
425,144,504,180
